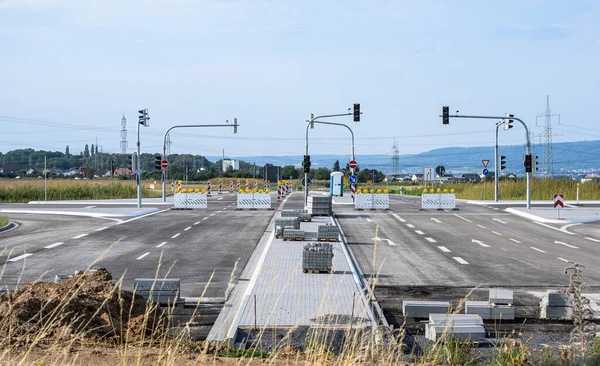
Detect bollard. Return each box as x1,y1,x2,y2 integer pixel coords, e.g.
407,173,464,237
218,180,223,195
277,181,282,201
229,180,233,193
207,182,212,196
237,180,240,192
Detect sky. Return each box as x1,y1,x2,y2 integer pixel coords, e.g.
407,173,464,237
0,0,599,160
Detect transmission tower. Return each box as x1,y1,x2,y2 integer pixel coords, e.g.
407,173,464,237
120,114,128,154
536,95,561,177
166,133,172,156
391,139,400,177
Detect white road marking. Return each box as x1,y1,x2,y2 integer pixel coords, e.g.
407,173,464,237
415,230,425,235
95,227,108,232
558,257,570,263
157,242,167,248
44,242,64,249
453,257,469,265
438,246,451,252
509,238,522,244
533,221,576,235
117,208,171,225
372,237,396,246
453,214,472,223
555,241,579,249
210,213,216,217
218,197,223,200
471,239,490,248
585,237,600,243
72,233,88,239
223,207,227,210
194,221,200,225
406,224,415,228
366,218,373,222
531,247,546,253
203,217,208,220
477,224,486,229
493,208,500,210
84,205,96,209
426,237,437,243
392,214,406,223
184,226,191,231
137,252,150,260
491,231,502,236
430,218,442,224
8,253,33,262
171,233,180,239
493,218,507,224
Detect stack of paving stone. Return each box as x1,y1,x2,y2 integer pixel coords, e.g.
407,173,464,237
403,300,450,318
302,242,333,273
465,289,515,320
539,290,572,319
275,217,300,238
307,196,333,216
283,227,305,241
425,314,485,342
317,224,340,241
281,209,312,222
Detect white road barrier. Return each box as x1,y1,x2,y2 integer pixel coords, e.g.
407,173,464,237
355,194,390,210
421,193,456,210
174,192,208,209
237,193,271,210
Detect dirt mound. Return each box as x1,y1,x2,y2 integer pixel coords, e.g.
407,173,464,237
0,269,166,344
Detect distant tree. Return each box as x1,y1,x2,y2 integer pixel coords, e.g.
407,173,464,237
332,160,340,171
313,167,331,180
84,144,90,158
91,144,95,156
95,145,99,155
65,145,70,157
281,165,299,179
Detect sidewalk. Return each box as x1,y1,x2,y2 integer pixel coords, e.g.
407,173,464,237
506,206,600,224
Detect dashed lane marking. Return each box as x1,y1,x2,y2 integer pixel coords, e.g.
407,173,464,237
555,241,579,249
430,218,442,224
491,231,502,236
477,224,486,229
531,247,546,253
84,205,96,209
171,233,180,239
438,246,451,252
95,227,108,232
366,218,373,222
8,253,33,262
509,238,522,244
392,214,406,223
184,226,191,231
72,233,88,239
585,237,600,243
210,213,216,217
453,257,469,265
44,242,64,249
406,224,415,228
426,237,437,243
194,221,200,225
157,242,167,248
472,239,490,248
137,252,150,260
415,230,425,235
558,257,570,263
493,218,507,224
203,217,208,220
453,214,472,223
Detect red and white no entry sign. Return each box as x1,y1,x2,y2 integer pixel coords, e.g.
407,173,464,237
349,160,358,169
161,159,169,169
553,194,564,208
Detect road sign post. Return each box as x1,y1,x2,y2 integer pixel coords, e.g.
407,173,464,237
554,194,564,219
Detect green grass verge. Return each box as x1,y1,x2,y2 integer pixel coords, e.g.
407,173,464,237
0,183,159,202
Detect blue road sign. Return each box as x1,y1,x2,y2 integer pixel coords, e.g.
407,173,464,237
349,175,358,184
482,168,489,176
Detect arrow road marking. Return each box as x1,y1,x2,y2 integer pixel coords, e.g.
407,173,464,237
472,239,490,248
438,246,451,252
493,218,507,224
372,237,396,246
555,241,579,249
453,257,469,265
426,237,437,243
430,218,442,223
531,247,546,253
585,237,600,243
392,214,406,223
453,214,472,223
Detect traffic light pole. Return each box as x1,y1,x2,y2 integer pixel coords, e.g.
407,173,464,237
446,114,532,209
494,121,502,202
136,119,142,208
161,120,239,202
304,112,354,209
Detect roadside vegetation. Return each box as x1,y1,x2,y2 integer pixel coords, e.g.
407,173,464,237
0,215,7,227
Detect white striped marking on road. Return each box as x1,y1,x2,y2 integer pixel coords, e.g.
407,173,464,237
8,253,33,262
137,252,150,260
472,239,490,248
44,242,64,249
415,230,425,235
426,237,437,243
184,226,191,231
555,241,579,249
585,237,600,243
171,233,180,239
157,242,167,248
392,214,406,223
406,224,415,228
491,231,502,236
194,221,200,225
84,205,96,209
453,214,472,223
72,233,88,239
95,227,108,232
477,224,486,229
438,246,451,252
453,257,469,265
430,218,442,224
203,217,208,220
210,213,216,217
509,238,522,244
558,257,570,263
493,218,507,224
218,197,223,200
531,247,546,253
366,218,373,222
223,207,227,210
494,208,500,210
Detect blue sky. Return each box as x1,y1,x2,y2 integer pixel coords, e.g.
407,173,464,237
0,0,598,159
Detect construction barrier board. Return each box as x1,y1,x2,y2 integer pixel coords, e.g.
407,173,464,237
421,193,456,209
174,192,208,209
355,194,389,210
237,193,271,209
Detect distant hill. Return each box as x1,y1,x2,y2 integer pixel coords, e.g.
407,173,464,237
208,140,600,176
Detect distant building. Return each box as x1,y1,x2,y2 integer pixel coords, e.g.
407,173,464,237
113,168,134,177
222,159,239,172
462,173,481,183
412,173,424,183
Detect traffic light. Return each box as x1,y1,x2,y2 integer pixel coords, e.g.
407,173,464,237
138,109,150,127
353,103,360,122
500,155,506,171
232,117,238,134
504,113,514,130
442,106,449,125
111,160,116,176
154,155,162,170
524,154,532,173
302,155,311,173
532,154,538,173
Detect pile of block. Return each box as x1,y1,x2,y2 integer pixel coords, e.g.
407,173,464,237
283,227,305,241
403,300,450,318
317,224,339,241
466,289,515,320
426,314,486,342
302,242,333,273
281,209,312,222
275,217,300,238
540,290,572,319
134,278,183,307
307,196,332,216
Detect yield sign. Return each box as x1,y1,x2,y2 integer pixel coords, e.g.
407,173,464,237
161,159,169,169
482,160,490,168
553,194,564,209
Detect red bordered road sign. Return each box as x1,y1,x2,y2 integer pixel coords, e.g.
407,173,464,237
349,160,358,170
482,160,490,168
161,159,169,169
553,194,564,208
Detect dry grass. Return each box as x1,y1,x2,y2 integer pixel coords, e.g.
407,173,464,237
0,215,7,227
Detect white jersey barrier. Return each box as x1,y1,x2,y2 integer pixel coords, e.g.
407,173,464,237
421,193,456,210
174,192,208,209
355,194,390,210
237,193,271,210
